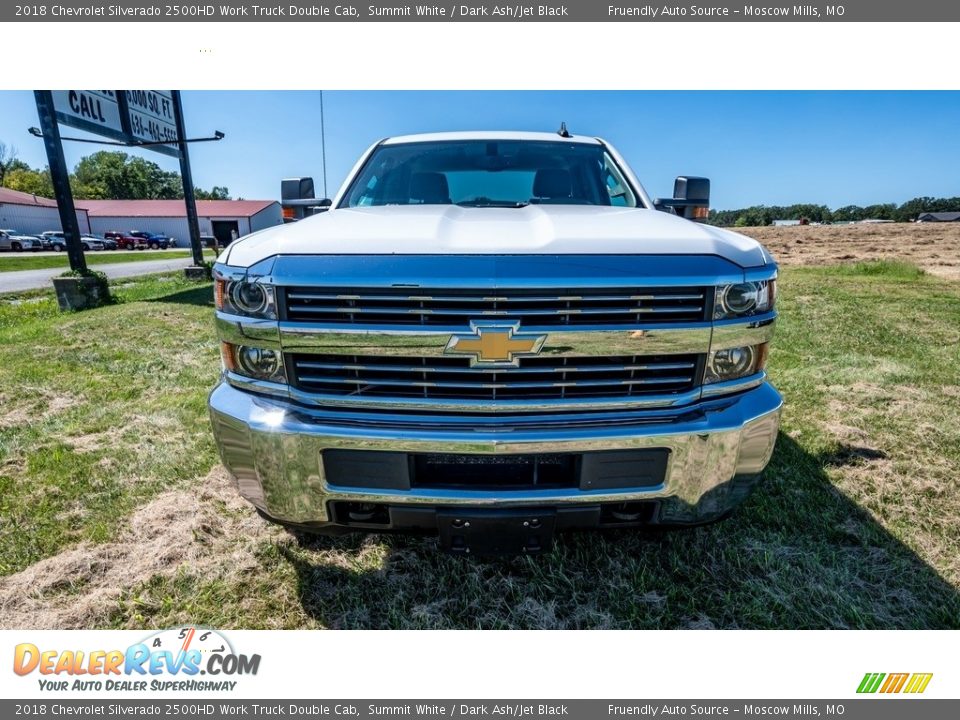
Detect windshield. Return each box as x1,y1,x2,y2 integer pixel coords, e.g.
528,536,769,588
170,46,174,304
340,140,638,208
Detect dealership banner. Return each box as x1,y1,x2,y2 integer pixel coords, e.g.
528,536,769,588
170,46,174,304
1,630,955,701
5,0,960,22
2,700,960,719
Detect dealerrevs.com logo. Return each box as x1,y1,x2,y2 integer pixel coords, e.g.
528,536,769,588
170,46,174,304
13,627,260,692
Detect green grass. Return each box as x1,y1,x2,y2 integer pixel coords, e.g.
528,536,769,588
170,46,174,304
0,250,215,273
1,261,958,629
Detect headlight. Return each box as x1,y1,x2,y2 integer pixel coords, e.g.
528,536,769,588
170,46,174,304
704,343,768,384
221,342,286,383
714,279,776,319
215,278,276,319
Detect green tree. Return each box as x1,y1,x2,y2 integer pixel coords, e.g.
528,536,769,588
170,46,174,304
195,185,231,200
3,167,54,197
0,142,30,187
70,151,182,200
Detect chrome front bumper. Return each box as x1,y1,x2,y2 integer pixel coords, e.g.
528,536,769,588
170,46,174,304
208,380,782,526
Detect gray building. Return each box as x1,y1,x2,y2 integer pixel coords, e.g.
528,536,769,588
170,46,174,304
0,187,91,235
917,212,960,222
78,199,283,246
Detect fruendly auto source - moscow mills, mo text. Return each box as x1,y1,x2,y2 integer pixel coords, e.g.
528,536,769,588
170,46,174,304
13,4,844,19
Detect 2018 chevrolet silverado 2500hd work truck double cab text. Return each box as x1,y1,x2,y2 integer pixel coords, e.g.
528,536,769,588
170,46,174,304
208,131,782,555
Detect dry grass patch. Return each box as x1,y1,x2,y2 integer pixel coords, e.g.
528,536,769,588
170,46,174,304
0,468,280,629
740,222,960,279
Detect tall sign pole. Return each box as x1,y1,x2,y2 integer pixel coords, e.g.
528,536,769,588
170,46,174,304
34,90,86,273
172,91,205,267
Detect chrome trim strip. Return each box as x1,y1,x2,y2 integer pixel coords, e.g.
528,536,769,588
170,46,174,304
711,313,777,351
216,313,282,350
277,325,713,357
223,371,765,413
701,371,767,398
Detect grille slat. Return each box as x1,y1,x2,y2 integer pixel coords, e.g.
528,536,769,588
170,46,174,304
287,292,706,303
294,360,696,374
296,376,693,389
291,353,701,402
284,286,708,326
286,305,703,316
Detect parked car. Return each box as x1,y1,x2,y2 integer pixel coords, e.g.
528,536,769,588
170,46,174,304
201,234,219,249
93,235,119,251
0,229,42,252
41,231,65,249
211,130,782,555
80,235,108,251
45,232,105,252
104,231,140,250
128,231,172,250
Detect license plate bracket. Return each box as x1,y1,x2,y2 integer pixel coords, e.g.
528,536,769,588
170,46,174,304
437,509,557,556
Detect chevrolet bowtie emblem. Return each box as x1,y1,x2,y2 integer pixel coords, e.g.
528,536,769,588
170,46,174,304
444,322,547,366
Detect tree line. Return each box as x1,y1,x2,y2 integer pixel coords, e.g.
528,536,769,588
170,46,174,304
709,198,960,227
0,142,231,201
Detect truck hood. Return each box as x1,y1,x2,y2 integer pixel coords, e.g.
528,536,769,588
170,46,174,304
223,205,773,268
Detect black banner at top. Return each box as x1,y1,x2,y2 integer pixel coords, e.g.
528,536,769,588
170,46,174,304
4,0,959,22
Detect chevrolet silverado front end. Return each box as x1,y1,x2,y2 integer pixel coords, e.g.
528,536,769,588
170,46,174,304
208,131,781,554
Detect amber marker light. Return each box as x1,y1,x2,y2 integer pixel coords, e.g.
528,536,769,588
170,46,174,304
220,342,236,372
755,342,770,372
214,278,227,310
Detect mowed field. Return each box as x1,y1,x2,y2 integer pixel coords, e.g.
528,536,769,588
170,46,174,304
0,223,958,629
740,221,960,280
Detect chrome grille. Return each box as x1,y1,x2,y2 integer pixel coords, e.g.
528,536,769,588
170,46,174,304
290,353,702,401
283,287,709,326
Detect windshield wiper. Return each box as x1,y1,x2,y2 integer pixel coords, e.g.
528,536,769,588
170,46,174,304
455,200,530,208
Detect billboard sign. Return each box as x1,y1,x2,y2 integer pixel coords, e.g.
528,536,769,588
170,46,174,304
52,90,180,157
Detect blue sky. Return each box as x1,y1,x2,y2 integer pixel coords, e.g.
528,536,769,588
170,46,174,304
1,91,958,209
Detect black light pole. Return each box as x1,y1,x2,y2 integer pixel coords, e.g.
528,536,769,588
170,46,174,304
172,90,205,267
34,90,86,273
319,90,328,198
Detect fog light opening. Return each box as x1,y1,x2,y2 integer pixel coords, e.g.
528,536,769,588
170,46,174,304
600,501,658,526
333,502,391,526
236,346,281,379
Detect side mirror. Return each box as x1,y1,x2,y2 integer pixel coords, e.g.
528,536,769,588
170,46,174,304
654,176,710,222
281,177,331,221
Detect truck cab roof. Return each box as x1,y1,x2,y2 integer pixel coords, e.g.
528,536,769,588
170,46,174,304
381,131,602,146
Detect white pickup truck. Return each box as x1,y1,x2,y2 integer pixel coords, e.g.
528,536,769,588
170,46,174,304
209,130,781,555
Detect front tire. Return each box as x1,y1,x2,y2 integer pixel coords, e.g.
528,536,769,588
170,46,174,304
11,242,21,252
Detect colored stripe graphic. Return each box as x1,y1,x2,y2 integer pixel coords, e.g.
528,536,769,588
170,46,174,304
857,673,885,693
904,673,934,694
857,672,932,694
880,673,909,693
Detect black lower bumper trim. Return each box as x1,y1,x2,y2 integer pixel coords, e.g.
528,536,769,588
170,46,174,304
322,448,670,492
321,501,660,554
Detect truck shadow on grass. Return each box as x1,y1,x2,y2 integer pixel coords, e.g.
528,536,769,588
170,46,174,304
146,285,214,308
278,432,960,629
